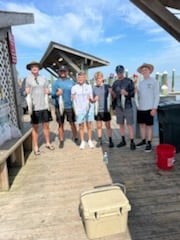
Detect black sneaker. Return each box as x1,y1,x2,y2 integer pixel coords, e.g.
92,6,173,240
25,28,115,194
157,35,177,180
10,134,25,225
144,143,152,152
74,138,79,146
96,140,102,148
130,142,136,150
117,141,126,148
59,141,64,149
136,140,146,148
109,141,114,148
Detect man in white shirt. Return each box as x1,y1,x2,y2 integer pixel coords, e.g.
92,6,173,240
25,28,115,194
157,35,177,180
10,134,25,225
71,72,94,149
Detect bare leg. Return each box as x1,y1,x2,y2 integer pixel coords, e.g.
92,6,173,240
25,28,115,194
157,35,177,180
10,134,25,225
58,123,64,142
32,124,39,151
127,124,134,139
70,122,78,139
147,125,153,141
86,121,92,140
139,123,146,140
119,123,125,137
43,122,51,145
96,120,102,138
79,123,85,142
105,121,112,138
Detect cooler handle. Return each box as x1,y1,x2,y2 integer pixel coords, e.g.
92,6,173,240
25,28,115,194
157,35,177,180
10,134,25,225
95,183,126,194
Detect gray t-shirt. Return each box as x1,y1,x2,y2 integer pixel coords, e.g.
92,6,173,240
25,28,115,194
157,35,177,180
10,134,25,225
93,84,110,112
138,77,160,110
26,74,49,111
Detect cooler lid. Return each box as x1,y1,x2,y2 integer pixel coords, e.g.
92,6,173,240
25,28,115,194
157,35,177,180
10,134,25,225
80,186,131,218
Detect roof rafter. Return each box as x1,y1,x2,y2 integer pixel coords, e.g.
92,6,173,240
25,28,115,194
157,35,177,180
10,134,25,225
130,0,180,41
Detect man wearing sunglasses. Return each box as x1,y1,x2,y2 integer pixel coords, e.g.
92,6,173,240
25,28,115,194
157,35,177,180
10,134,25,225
25,61,54,155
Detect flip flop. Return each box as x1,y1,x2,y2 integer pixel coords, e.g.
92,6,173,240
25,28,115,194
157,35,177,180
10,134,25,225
34,150,40,155
45,145,55,150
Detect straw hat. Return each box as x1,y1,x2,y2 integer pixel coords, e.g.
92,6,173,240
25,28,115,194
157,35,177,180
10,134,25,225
26,61,42,70
137,63,154,74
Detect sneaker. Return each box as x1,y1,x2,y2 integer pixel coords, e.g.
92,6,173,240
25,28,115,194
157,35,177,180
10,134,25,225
79,141,86,150
109,141,114,148
116,141,126,148
88,140,94,149
130,142,136,150
74,138,79,146
144,143,152,152
59,141,64,149
136,140,146,148
96,140,102,148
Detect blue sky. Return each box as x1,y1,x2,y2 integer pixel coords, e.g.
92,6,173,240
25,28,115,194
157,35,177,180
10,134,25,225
1,0,180,80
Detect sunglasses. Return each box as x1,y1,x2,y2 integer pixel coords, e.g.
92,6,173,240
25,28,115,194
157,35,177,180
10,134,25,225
34,77,39,85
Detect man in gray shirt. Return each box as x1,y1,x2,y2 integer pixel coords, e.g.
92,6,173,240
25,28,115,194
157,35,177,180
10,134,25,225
25,61,54,155
136,63,160,152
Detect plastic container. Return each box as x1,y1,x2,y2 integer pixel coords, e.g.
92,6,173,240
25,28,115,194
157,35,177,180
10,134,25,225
79,184,131,239
156,144,176,170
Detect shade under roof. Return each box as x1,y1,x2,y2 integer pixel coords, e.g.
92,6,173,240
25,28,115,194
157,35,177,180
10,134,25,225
40,41,110,78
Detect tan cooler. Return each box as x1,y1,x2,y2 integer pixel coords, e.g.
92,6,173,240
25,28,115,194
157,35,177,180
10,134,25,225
79,184,131,239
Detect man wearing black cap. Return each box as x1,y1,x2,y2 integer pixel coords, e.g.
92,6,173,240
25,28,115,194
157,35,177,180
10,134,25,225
112,65,136,150
51,65,78,148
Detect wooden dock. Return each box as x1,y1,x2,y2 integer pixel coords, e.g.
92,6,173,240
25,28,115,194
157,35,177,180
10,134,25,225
0,115,180,240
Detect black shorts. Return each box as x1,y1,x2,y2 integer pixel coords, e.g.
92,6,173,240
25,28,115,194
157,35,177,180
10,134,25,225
95,112,111,122
137,110,154,126
31,109,49,124
55,108,75,124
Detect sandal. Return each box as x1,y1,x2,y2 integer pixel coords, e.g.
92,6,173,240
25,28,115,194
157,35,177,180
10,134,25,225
45,145,55,150
34,150,40,155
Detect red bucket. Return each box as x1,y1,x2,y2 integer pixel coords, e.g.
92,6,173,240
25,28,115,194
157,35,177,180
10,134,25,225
156,144,176,170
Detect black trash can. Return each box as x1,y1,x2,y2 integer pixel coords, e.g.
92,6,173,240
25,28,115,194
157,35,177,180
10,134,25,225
158,101,180,153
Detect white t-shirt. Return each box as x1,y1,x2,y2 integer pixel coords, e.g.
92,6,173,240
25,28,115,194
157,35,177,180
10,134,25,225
71,83,93,114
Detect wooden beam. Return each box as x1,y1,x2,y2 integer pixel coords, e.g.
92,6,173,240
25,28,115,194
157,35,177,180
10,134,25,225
160,0,180,10
130,0,180,41
58,51,81,73
0,11,34,28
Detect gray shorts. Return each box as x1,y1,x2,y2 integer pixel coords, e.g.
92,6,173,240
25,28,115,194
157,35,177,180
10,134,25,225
115,107,134,125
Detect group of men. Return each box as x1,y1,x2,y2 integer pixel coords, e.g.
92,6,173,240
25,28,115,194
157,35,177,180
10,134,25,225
25,61,159,155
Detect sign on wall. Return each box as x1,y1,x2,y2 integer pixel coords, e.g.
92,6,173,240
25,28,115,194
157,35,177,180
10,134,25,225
7,32,17,64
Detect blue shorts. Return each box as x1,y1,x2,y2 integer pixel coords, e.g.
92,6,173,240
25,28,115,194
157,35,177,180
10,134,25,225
76,112,94,124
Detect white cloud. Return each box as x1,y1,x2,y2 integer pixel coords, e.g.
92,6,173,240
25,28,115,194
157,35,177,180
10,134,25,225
4,2,107,48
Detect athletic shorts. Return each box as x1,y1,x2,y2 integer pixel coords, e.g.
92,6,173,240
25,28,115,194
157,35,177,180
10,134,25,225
31,109,49,124
55,108,75,124
137,110,154,126
115,107,134,125
76,111,94,124
95,112,111,122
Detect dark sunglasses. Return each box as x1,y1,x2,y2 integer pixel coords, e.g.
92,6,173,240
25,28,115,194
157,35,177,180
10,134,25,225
34,77,39,85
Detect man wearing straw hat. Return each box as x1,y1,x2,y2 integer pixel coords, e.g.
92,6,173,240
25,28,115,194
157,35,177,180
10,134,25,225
25,61,54,155
136,63,160,152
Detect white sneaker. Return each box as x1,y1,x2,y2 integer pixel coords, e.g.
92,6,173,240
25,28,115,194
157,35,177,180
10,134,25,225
88,140,94,149
79,141,86,150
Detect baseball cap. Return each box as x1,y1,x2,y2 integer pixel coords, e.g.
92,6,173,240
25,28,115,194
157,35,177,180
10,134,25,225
115,65,125,74
59,65,68,71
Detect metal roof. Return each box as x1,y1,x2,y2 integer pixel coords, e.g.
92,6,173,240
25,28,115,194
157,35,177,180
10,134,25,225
40,41,110,77
130,0,180,42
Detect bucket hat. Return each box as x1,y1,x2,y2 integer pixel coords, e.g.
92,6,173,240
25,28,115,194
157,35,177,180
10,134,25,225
137,63,154,74
26,61,42,70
